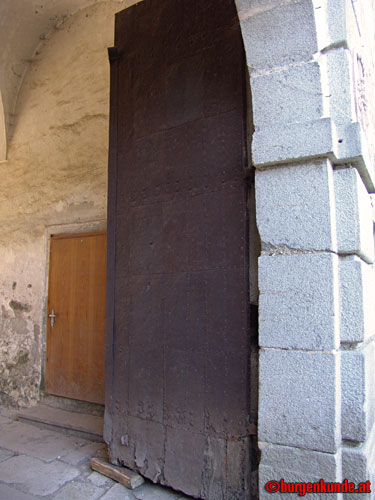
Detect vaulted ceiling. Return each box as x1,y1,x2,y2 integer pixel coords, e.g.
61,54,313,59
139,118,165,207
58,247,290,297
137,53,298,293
0,0,119,160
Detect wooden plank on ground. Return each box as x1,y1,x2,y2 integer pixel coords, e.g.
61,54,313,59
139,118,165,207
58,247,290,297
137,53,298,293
90,457,144,489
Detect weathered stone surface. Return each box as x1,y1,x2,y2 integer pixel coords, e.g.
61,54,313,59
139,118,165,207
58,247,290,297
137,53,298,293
341,342,375,443
101,483,136,500
235,0,297,20
61,442,107,466
0,454,79,496
335,122,375,193
339,257,375,343
251,61,323,128
0,484,37,500
259,349,340,453
313,0,347,51
259,253,339,350
133,483,183,500
0,419,91,462
348,0,375,181
101,482,191,500
0,414,10,425
0,270,43,408
0,448,15,462
334,167,374,263
256,161,336,253
240,0,318,71
53,481,104,500
259,442,342,499
88,470,116,488
342,424,375,499
252,118,334,167
325,47,355,125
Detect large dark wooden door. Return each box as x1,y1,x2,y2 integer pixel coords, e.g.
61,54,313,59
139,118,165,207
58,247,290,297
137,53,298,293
105,1,252,498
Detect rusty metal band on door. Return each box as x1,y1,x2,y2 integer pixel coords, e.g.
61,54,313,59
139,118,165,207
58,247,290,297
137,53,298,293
105,0,252,498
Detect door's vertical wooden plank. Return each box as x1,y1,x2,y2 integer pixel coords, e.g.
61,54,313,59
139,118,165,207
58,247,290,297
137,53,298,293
87,233,106,401
105,46,120,443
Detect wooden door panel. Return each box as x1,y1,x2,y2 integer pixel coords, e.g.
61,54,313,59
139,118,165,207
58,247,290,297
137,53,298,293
45,232,106,405
106,1,251,498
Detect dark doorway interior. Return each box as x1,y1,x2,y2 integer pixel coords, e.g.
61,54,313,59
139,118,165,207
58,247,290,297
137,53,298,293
105,0,256,498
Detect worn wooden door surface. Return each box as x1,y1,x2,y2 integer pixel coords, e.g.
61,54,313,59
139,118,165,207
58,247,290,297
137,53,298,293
45,232,106,405
106,1,252,498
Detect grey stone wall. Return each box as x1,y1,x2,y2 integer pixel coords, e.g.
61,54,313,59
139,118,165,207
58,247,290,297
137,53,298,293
235,0,375,498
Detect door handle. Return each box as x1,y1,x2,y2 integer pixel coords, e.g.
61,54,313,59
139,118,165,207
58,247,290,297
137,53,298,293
49,309,56,328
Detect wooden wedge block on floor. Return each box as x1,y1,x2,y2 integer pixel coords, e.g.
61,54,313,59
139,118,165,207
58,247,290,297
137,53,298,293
90,457,144,490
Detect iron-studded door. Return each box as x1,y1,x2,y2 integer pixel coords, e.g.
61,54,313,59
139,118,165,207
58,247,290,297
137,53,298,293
106,1,252,498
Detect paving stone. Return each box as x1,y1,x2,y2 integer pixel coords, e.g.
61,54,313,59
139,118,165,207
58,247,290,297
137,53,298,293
0,408,193,500
133,483,182,500
0,484,37,500
88,470,116,488
0,448,15,462
52,480,103,500
60,442,107,466
0,454,79,496
0,420,91,462
0,407,18,419
101,483,136,500
0,415,11,425
77,460,94,480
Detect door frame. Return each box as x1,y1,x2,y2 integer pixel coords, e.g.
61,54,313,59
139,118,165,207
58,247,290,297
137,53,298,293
40,219,107,396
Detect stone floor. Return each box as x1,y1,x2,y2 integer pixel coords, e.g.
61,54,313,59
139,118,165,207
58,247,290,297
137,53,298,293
0,406,191,500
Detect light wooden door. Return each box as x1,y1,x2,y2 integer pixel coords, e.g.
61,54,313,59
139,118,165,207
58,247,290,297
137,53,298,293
45,232,106,404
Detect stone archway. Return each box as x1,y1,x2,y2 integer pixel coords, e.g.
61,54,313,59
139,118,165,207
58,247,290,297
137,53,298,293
236,1,375,497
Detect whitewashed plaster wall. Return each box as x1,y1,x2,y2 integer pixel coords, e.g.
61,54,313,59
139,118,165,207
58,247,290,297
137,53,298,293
0,1,134,407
